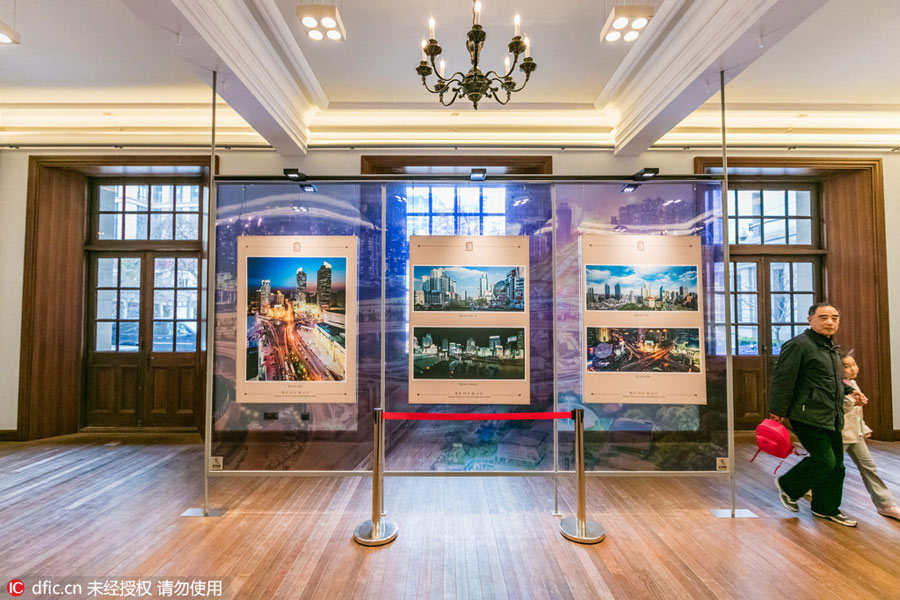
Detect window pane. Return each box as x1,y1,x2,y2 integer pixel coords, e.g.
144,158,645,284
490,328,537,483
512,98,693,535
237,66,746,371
787,190,811,216
431,216,454,235
154,258,175,288
714,325,727,356
483,216,505,236
118,322,139,352
176,290,198,319
98,213,122,240
793,262,814,292
482,188,506,213
736,326,758,355
431,187,455,213
771,325,793,356
788,219,812,244
120,289,141,320
714,262,725,292
763,218,786,244
152,321,174,352
177,258,199,288
771,294,792,323
120,258,141,287
124,213,148,240
763,190,786,216
407,187,429,213
154,290,174,319
727,218,736,244
770,262,791,292
407,216,429,236
735,294,758,323
793,294,815,322
714,293,725,321
149,214,173,240
175,321,197,351
458,216,480,236
175,214,198,240
736,190,761,216
151,186,173,211
175,185,200,212
97,258,118,287
96,322,117,352
459,187,480,212
736,218,761,244
96,290,117,319
734,262,757,291
124,185,149,212
99,185,122,211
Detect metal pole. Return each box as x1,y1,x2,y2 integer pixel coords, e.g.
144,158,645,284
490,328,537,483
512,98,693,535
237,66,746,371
550,184,561,517
353,408,398,546
559,409,605,544
203,70,218,517
720,69,737,518
380,184,387,517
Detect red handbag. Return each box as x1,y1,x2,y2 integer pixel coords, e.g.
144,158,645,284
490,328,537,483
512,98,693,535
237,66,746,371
750,418,806,474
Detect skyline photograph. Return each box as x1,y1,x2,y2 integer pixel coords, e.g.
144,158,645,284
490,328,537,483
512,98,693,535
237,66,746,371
413,326,526,380
586,327,701,373
412,265,525,312
585,264,698,311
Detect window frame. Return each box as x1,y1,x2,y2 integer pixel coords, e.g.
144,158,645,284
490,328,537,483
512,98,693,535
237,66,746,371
726,181,822,254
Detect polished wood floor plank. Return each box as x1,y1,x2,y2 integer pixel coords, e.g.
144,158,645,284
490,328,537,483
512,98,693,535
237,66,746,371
1,434,899,599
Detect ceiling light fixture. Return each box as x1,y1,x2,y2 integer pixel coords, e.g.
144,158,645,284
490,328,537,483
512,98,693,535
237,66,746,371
632,167,659,181
0,0,20,45
469,168,487,181
621,183,640,193
297,4,347,42
600,5,654,44
283,168,307,181
416,0,537,110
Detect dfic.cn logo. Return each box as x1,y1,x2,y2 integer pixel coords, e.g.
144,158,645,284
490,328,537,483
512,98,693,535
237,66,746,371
7,579,25,597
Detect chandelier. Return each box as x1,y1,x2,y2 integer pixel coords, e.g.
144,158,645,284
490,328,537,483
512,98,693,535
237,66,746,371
415,0,536,110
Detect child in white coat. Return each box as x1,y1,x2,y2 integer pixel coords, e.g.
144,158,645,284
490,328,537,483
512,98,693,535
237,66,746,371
841,353,900,521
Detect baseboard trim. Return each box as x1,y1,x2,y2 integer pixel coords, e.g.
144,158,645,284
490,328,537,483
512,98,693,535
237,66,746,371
894,429,899,441
79,427,198,434
0,429,18,441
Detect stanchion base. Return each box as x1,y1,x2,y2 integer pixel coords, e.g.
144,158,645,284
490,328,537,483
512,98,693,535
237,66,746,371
559,517,605,544
181,508,226,517
352,519,398,547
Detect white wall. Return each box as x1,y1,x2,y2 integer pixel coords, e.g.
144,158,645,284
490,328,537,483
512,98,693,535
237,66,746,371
0,148,897,430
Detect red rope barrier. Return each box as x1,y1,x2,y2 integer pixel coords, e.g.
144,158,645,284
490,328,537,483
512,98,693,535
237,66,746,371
383,411,571,421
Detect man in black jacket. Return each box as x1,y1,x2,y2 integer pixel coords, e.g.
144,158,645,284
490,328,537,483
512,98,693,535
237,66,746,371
769,302,857,527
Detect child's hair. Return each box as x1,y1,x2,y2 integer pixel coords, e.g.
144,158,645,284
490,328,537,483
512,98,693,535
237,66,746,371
839,349,856,361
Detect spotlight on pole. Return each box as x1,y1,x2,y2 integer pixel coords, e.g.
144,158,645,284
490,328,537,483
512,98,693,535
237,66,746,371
632,167,659,181
283,168,308,181
469,168,487,181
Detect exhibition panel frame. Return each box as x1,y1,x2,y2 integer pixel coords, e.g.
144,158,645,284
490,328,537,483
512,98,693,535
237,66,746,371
208,177,728,480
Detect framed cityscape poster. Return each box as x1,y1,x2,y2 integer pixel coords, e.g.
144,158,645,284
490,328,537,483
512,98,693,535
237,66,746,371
409,236,529,404
236,235,357,403
581,234,706,405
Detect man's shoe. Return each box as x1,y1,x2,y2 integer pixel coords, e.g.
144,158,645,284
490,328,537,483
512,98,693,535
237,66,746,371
877,506,900,521
775,478,799,513
812,511,858,527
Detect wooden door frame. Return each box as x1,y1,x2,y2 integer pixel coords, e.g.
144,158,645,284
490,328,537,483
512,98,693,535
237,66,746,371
695,157,893,440
19,155,215,441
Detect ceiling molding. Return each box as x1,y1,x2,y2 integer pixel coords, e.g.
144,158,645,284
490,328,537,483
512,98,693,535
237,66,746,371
597,0,828,156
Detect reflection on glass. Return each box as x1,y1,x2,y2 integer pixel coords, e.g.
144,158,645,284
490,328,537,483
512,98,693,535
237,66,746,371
483,216,505,235
482,187,506,213
763,190,785,216
714,293,725,321
771,325,793,355
788,219,812,244
118,322,139,352
96,322,116,352
175,214,198,240
736,218,761,244
407,187,429,213
431,187,454,213
154,258,175,288
431,216,454,234
119,290,141,320
151,186,173,211
788,190,811,216
124,213,148,240
737,326,758,355
150,214,173,240
407,215,428,236
793,262,814,291
175,185,200,212
153,321,174,352
176,290,197,319
458,215,480,235
99,186,122,211
120,258,141,287
154,290,174,319
124,185,149,212
770,262,790,292
96,290,117,319
794,294,815,322
737,190,760,216
763,218,786,244
177,258,198,287
727,218,735,245
459,187,479,212
176,321,197,351
736,294,758,323
97,258,118,287
771,294,791,323
98,213,122,240
734,262,757,291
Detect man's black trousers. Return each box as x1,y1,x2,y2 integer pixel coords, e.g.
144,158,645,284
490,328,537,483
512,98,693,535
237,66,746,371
778,420,845,516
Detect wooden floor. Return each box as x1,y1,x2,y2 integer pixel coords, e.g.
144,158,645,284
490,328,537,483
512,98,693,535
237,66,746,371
1,434,898,600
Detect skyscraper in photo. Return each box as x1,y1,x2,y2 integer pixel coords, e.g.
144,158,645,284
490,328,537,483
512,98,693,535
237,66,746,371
296,267,307,304
614,282,621,299
260,279,271,309
479,273,489,298
317,261,332,309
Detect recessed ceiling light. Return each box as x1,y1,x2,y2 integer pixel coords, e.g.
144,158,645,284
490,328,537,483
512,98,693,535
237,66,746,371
308,29,324,40
321,16,337,29
624,30,639,42
631,17,648,29
297,5,347,42
301,16,318,28
612,17,629,29
605,31,621,42
600,5,654,43
326,29,341,40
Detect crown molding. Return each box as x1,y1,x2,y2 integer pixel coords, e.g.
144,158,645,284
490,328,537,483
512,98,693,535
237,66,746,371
597,0,828,156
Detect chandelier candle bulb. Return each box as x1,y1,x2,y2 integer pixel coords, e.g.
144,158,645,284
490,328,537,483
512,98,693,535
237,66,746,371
421,39,426,61
474,1,482,25
514,14,520,37
504,55,511,72
429,17,435,40
439,60,446,77
524,36,530,58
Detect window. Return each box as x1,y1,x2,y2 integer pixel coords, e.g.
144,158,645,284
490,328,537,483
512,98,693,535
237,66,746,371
95,257,141,352
727,188,813,245
153,257,200,352
405,185,506,236
97,183,201,241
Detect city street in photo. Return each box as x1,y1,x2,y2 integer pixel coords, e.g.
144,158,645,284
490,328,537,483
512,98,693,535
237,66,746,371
413,265,525,312
413,327,526,380
586,327,701,373
245,256,348,382
585,265,698,311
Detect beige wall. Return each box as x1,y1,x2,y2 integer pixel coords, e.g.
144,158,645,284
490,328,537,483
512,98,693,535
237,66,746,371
1,148,897,431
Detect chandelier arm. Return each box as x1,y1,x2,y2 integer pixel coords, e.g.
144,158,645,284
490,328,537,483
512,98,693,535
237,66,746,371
440,89,461,106
423,75,463,94
490,88,512,106
506,73,532,93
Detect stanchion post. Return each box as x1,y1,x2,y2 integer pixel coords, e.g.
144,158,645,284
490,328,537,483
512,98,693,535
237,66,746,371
353,408,398,546
560,409,605,544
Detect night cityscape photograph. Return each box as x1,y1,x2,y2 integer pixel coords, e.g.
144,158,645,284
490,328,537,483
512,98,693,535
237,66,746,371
586,327,701,373
245,256,348,382
413,327,526,380
585,265,698,311
413,265,525,312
